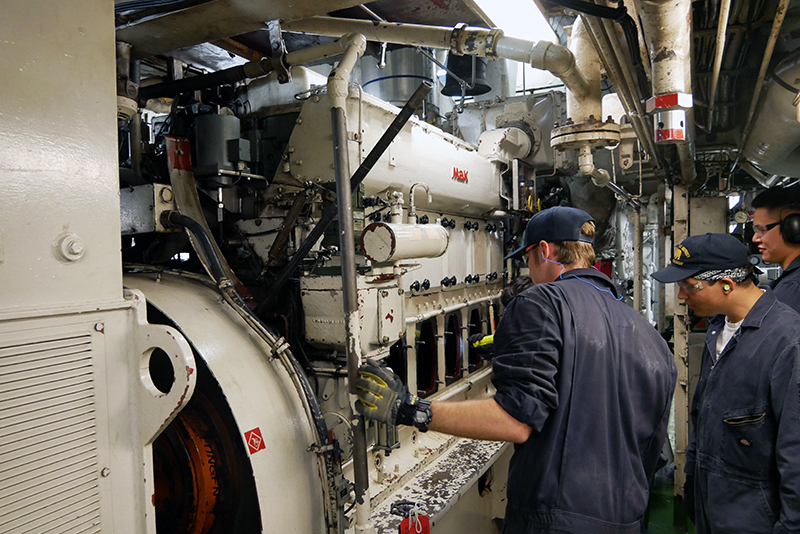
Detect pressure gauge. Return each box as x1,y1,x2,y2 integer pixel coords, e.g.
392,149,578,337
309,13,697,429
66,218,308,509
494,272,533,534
734,210,749,224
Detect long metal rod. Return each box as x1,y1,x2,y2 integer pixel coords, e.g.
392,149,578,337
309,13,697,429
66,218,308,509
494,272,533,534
708,0,732,114
741,0,791,147
633,206,643,315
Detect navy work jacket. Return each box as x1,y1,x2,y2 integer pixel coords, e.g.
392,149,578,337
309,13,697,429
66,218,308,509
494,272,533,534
492,269,676,534
686,289,800,534
770,255,800,314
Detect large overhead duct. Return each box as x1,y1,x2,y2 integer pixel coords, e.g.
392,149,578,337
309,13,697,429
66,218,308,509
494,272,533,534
116,0,364,58
742,52,800,178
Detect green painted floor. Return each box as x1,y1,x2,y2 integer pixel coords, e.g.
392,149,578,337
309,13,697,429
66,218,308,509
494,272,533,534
645,485,696,534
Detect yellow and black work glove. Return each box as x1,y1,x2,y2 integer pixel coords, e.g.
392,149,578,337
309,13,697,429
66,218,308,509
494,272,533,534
355,363,432,431
469,333,494,359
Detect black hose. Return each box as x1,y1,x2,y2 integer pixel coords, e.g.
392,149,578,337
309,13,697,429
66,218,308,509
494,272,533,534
161,211,226,280
139,58,273,100
547,0,650,98
255,80,433,315
162,210,342,530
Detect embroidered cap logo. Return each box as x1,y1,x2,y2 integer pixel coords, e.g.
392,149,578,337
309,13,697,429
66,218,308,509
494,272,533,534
672,244,690,266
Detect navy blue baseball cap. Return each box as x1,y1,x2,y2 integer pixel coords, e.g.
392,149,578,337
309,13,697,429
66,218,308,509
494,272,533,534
504,207,595,261
651,233,757,283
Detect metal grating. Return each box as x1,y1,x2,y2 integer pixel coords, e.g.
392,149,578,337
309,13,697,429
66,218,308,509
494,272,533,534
0,333,100,534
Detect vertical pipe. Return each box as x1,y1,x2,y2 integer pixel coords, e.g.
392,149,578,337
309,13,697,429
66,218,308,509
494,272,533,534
672,184,690,505
657,182,667,332
634,206,644,315
708,0,732,115
329,35,374,534
130,112,143,182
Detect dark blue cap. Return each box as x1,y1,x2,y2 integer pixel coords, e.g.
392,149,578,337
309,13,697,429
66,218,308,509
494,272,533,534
651,233,755,283
504,207,595,261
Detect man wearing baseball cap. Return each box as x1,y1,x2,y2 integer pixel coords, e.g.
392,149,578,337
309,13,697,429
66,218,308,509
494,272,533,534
652,233,800,534
356,206,676,533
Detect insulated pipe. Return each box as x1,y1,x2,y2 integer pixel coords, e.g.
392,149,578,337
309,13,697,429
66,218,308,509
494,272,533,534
635,0,696,183
580,16,659,163
741,0,791,150
565,16,601,123
284,16,594,101
708,0,733,115
327,36,372,534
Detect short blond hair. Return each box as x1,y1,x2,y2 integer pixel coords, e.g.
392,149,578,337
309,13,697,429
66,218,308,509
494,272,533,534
553,221,596,267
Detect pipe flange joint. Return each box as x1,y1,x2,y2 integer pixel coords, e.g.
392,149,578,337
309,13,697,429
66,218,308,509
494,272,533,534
484,27,504,60
449,23,469,56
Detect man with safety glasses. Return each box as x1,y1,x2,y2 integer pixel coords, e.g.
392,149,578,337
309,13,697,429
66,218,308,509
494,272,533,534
652,233,800,534
751,186,800,312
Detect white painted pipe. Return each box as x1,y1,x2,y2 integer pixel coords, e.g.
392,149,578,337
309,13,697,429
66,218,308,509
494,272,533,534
327,33,366,110
708,0,732,114
566,16,601,123
634,0,696,183
285,16,593,101
361,222,450,263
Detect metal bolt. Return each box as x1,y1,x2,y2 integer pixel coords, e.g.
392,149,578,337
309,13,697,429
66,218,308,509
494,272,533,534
159,187,174,203
68,240,84,255
296,118,303,124
398,288,404,295
101,467,110,477
94,323,104,332
382,336,390,343
381,290,389,297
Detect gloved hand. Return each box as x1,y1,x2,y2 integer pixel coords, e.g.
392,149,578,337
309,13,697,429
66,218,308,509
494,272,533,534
683,474,695,524
468,333,494,359
355,363,432,430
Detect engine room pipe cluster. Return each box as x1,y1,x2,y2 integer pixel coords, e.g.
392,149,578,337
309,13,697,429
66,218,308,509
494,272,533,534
284,16,594,102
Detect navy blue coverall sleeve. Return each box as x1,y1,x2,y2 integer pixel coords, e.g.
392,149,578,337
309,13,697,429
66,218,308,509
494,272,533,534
773,280,800,315
491,294,562,432
772,343,800,534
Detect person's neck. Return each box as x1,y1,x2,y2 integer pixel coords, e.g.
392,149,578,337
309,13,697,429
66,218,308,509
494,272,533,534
724,285,764,323
780,247,800,270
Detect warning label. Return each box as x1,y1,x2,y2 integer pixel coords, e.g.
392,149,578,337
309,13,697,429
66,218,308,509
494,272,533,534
245,428,266,455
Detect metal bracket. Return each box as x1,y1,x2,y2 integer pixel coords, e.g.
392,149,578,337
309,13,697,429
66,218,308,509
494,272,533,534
265,20,291,84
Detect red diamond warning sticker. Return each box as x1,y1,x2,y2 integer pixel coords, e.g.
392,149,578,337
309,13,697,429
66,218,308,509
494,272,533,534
245,428,265,455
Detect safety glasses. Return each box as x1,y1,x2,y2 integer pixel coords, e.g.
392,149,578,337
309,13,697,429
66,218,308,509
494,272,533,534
677,280,706,294
752,220,781,236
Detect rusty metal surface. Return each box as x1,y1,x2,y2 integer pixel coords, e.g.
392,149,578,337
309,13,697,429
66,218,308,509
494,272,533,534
369,438,509,531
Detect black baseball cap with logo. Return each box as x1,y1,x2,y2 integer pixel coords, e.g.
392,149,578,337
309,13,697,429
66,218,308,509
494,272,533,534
504,206,595,261
651,233,757,283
